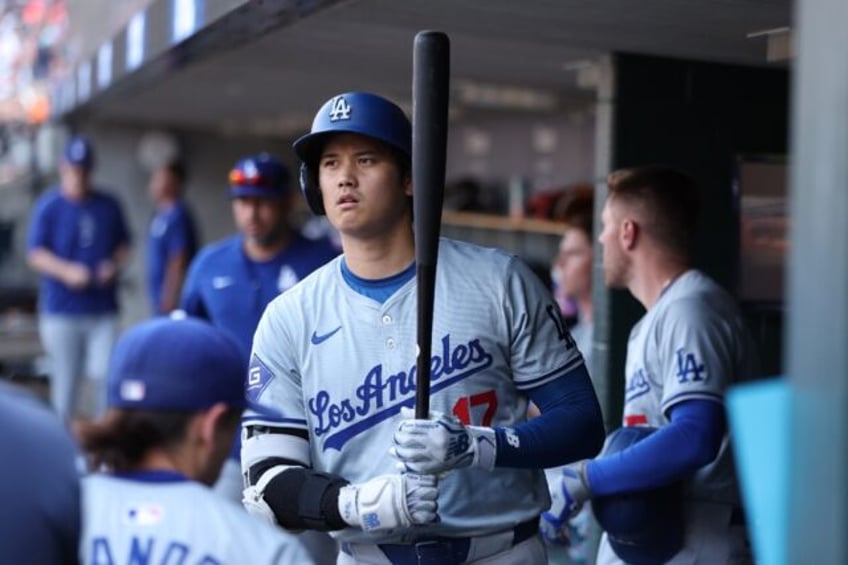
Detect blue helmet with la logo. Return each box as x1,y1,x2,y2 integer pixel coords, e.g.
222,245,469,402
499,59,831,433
228,152,290,199
292,92,411,215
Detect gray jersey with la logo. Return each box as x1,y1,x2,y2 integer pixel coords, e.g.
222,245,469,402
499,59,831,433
249,237,585,545
622,269,756,505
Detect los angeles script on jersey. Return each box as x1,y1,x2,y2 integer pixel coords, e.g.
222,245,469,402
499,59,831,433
89,537,221,565
311,333,493,452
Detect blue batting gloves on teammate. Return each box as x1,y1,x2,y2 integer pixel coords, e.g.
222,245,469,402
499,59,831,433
390,408,497,474
540,461,591,544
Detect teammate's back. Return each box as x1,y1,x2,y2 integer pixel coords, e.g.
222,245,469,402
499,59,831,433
0,382,81,564
77,316,316,565
81,474,310,564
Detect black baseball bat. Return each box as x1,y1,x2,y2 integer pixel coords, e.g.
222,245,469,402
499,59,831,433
412,31,450,419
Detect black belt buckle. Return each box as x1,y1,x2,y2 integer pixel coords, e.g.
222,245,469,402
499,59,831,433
381,538,470,565
416,539,467,565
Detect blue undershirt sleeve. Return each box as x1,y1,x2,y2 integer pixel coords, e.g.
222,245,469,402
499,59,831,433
585,399,726,496
494,363,605,468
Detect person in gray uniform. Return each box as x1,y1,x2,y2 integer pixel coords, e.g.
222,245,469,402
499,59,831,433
542,166,755,564
77,316,313,564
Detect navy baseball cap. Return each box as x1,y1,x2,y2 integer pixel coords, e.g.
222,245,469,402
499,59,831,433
228,153,290,199
64,135,95,170
107,316,249,411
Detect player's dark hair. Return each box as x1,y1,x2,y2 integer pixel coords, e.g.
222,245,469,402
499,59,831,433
607,166,699,259
78,408,239,472
559,186,594,238
164,159,187,185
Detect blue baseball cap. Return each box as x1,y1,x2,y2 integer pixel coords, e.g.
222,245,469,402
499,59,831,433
228,153,290,199
107,316,249,411
64,135,95,170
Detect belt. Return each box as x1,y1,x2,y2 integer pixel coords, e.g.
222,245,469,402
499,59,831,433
342,518,538,565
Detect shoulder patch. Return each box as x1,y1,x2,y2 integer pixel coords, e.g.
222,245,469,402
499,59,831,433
247,354,275,402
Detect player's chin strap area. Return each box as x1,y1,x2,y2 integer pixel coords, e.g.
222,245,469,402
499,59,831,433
340,518,539,565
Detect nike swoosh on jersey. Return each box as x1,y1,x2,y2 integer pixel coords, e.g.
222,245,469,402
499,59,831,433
311,326,342,345
212,276,233,289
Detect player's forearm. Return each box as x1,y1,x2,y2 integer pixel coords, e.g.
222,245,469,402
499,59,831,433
586,399,725,496
27,248,78,280
496,365,605,468
112,244,131,270
242,424,349,531
160,254,189,312
254,463,350,531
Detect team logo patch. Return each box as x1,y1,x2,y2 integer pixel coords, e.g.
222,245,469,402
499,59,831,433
212,276,233,289
675,348,707,383
123,503,163,526
277,265,299,292
247,355,275,402
120,380,146,402
545,304,577,350
328,95,352,121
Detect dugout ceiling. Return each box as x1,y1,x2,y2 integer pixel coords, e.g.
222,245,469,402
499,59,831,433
56,0,791,133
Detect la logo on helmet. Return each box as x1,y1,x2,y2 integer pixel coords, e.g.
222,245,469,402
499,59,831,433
329,96,352,121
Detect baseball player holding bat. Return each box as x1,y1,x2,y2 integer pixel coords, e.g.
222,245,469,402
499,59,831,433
240,89,604,565
542,167,755,564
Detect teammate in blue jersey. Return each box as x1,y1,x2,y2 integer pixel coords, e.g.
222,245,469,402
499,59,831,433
147,159,197,315
76,316,313,565
240,91,605,565
541,167,756,564
180,152,339,352
180,152,339,563
27,135,131,423
0,382,81,564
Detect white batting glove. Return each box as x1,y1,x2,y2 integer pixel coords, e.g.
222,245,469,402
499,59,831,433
337,473,439,532
540,461,591,544
391,408,497,474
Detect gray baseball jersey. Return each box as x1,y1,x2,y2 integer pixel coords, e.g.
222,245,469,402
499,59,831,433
599,269,756,564
621,269,755,505
248,237,585,545
80,474,313,564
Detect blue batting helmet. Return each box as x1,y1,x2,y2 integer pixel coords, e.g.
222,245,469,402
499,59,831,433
292,92,411,215
228,153,290,199
592,426,685,565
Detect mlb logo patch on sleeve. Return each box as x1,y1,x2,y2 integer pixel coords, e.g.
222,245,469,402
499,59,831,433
247,355,275,402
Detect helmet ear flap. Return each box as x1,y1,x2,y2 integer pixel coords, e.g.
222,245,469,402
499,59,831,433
299,162,325,215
